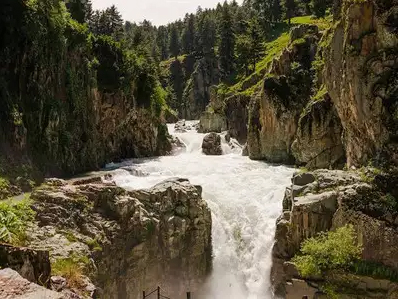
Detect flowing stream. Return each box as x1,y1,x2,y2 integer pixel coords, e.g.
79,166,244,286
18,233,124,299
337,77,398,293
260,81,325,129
110,121,293,299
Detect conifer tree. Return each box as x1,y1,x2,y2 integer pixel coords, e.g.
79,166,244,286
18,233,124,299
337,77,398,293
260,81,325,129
169,24,180,59
218,2,236,79
311,0,327,18
284,0,296,25
182,14,196,54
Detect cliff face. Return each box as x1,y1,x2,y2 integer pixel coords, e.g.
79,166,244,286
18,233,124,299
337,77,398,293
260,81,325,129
22,176,212,298
324,0,398,168
0,1,171,180
247,25,320,162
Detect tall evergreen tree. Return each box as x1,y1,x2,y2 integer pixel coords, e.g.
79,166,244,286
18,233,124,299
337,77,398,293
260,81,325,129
169,24,180,59
311,0,327,17
284,0,296,25
182,14,196,54
249,19,263,70
197,14,217,55
156,26,169,60
66,0,92,23
271,0,282,23
218,2,236,79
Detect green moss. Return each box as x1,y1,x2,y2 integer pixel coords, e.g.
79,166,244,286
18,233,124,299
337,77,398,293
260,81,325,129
64,230,78,243
86,238,103,252
0,197,35,245
352,260,398,282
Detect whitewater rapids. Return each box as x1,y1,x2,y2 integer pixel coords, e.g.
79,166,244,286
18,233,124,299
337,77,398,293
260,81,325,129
110,121,293,299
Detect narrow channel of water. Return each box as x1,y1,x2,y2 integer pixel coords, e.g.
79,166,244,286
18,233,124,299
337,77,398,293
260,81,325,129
111,122,293,298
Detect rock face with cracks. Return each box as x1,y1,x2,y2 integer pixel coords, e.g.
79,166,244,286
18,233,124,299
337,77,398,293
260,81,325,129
20,176,212,299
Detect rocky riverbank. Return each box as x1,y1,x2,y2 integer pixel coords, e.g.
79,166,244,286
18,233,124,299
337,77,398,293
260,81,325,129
0,176,212,298
271,168,398,298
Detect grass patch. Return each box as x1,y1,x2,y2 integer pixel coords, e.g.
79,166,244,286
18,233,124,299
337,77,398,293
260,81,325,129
0,196,35,245
290,15,333,31
52,255,90,289
293,225,362,277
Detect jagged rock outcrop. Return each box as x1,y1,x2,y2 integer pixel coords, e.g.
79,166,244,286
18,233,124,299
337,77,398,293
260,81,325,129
224,94,251,144
271,169,398,298
292,93,345,169
25,177,212,299
202,133,222,155
324,0,398,168
247,25,320,163
183,56,220,120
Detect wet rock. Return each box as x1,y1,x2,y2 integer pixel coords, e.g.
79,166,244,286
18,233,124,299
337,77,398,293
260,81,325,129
242,143,249,156
202,133,222,155
174,119,187,133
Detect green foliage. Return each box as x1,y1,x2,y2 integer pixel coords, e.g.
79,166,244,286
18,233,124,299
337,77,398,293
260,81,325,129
218,2,236,79
169,24,180,59
0,197,35,245
293,225,362,277
86,238,103,252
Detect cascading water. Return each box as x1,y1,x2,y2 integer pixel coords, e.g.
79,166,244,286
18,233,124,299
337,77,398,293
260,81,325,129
111,121,293,299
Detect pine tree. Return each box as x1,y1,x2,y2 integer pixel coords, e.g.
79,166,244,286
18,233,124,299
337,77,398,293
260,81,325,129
66,0,92,23
271,0,282,23
235,35,251,75
284,0,296,25
156,26,169,60
197,14,217,55
311,0,327,18
182,14,196,54
169,24,180,59
249,19,263,70
218,2,236,79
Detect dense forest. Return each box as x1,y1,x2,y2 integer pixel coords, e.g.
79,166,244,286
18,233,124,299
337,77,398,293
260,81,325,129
0,0,334,181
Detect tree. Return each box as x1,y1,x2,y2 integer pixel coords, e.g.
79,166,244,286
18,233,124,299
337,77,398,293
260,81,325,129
235,35,251,75
284,0,296,25
169,24,180,59
218,2,236,79
156,26,169,60
196,14,217,55
311,0,328,18
271,0,282,23
66,0,92,23
182,14,196,54
89,5,123,38
249,19,263,70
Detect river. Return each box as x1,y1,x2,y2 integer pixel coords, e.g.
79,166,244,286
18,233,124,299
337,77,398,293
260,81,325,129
110,122,293,299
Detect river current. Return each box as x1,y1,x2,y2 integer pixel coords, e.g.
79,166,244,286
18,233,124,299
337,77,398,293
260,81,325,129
110,121,293,299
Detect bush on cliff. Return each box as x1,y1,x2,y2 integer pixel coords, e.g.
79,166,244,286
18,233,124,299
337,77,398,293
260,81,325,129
293,225,362,277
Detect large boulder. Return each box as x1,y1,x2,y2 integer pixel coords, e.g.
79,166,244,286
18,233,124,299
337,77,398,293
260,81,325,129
27,177,212,299
202,133,222,155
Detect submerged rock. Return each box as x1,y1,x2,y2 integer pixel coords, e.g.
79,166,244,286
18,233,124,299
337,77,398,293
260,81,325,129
202,133,222,155
25,177,212,299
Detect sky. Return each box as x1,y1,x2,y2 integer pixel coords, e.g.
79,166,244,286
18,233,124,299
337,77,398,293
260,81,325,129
92,0,243,26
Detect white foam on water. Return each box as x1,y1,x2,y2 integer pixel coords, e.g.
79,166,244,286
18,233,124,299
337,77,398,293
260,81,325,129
111,121,293,299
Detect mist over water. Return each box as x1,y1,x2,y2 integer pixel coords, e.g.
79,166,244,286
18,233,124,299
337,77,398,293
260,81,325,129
111,122,293,299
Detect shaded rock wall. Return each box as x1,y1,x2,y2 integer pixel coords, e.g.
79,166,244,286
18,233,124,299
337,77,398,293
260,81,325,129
247,25,320,163
324,0,398,168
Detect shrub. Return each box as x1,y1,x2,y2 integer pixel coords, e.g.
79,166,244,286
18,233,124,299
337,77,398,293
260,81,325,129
293,225,362,277
0,196,35,245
